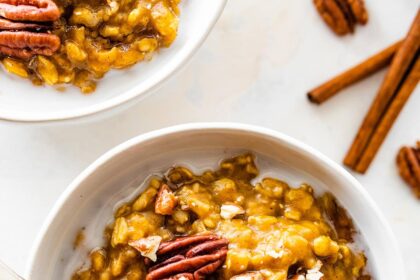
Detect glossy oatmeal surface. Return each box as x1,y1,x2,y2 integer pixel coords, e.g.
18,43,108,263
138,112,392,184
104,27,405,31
72,154,371,280
1,0,180,93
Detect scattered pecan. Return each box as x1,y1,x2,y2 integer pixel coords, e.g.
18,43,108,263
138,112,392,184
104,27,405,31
157,234,220,256
220,204,244,220
145,234,228,280
164,273,194,280
155,184,178,215
396,142,420,198
0,18,50,31
335,0,356,32
347,0,368,24
0,0,60,22
0,31,60,59
0,0,61,58
313,0,368,36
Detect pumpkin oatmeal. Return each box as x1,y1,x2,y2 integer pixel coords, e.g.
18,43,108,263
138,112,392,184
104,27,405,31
0,0,180,93
72,154,371,280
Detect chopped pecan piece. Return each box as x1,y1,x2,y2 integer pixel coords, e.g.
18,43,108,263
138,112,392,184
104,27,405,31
287,260,324,280
0,31,60,59
396,142,420,198
313,0,368,36
0,0,60,22
230,272,264,280
155,184,178,215
129,235,162,262
163,273,194,280
145,234,228,280
220,204,244,220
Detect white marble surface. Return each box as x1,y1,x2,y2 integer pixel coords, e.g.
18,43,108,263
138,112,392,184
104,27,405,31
0,0,419,278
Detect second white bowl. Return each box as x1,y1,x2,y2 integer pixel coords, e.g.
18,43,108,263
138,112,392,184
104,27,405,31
0,1,226,123
27,123,404,279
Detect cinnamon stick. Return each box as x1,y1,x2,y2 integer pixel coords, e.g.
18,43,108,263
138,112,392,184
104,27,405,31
354,57,420,173
344,9,420,170
308,40,402,104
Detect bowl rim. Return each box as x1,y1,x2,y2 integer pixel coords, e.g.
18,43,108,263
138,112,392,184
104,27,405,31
0,0,227,123
25,122,406,278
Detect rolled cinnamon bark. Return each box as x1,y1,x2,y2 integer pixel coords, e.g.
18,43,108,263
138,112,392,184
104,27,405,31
354,57,420,173
307,40,402,104
344,9,420,170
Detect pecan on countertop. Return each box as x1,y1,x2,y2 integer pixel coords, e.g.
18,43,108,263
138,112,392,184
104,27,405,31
0,0,60,59
347,0,368,25
313,0,368,36
144,234,228,280
397,142,420,198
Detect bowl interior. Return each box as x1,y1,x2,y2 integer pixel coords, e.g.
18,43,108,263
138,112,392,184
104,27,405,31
27,125,403,279
0,0,225,122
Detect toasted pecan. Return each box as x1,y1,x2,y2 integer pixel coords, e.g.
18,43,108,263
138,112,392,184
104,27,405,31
313,0,368,35
0,0,60,22
397,144,420,198
146,234,228,280
0,17,51,31
0,31,60,59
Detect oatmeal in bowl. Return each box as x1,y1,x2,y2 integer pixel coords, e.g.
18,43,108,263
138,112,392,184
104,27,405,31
26,124,403,279
72,154,371,280
0,1,226,122
0,0,180,93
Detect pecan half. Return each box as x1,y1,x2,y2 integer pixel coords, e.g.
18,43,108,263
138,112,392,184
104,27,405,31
157,234,220,256
185,239,228,258
0,31,59,59
0,18,50,31
313,0,368,36
145,234,228,280
347,0,368,24
314,0,351,35
0,0,60,22
335,0,356,32
0,0,61,58
396,142,420,198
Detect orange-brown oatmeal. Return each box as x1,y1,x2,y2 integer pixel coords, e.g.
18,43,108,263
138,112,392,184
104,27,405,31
72,154,371,280
0,0,180,93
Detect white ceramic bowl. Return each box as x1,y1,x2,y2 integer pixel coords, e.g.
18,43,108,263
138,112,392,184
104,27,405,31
0,1,226,123
27,123,404,279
